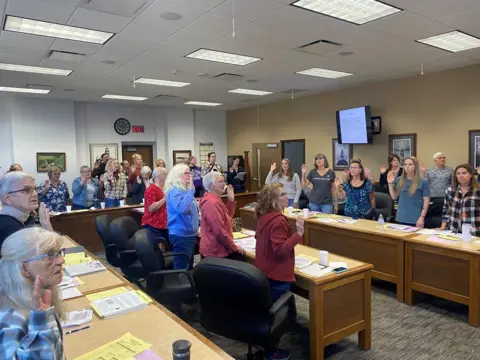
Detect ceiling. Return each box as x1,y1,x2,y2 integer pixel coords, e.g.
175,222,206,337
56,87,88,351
0,0,479,110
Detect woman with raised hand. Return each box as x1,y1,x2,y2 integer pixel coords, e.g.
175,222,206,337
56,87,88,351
103,159,127,208
301,154,336,213
165,164,199,269
266,158,301,208
131,166,152,205
379,154,403,188
39,166,70,213
72,165,100,210
0,227,66,359
388,156,430,227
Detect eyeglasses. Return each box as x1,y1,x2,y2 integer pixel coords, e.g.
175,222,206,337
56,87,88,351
184,172,192,176
52,172,61,176
23,249,66,263
280,192,287,196
349,166,360,170
81,170,91,173
8,186,41,195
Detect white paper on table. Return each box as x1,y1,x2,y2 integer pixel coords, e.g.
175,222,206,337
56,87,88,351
64,261,106,277
241,229,256,236
329,261,348,269
60,287,83,300
92,291,148,318
294,256,314,269
234,237,256,251
316,217,337,223
299,264,332,277
61,309,93,328
385,224,419,232
416,229,440,235
59,276,81,289
338,219,358,224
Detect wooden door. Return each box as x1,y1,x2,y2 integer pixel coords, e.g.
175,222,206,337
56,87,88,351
122,145,154,168
251,143,282,191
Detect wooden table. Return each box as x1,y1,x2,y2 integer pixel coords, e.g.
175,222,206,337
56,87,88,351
241,207,409,301
405,234,480,326
243,243,373,360
62,237,233,359
222,191,258,217
51,205,142,253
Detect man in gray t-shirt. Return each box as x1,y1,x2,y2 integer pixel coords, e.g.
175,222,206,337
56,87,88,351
421,152,453,198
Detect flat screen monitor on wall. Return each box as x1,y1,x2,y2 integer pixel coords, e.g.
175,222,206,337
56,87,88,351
336,105,373,144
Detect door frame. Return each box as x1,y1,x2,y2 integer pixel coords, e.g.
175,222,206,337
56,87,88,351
281,138,305,159
121,141,156,165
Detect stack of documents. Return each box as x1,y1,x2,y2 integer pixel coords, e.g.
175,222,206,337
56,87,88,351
298,264,331,278
294,255,315,269
234,236,256,251
59,276,83,300
88,287,152,319
241,229,256,236
74,333,152,360
385,224,419,232
61,309,93,328
65,260,106,277
64,252,91,265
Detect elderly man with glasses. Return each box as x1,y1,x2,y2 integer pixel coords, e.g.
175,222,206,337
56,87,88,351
0,172,52,251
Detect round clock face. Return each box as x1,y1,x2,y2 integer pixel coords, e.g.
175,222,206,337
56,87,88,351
114,118,131,135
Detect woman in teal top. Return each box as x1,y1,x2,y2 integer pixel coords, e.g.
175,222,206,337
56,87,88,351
388,156,430,226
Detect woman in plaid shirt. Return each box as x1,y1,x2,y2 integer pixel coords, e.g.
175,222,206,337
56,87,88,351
439,164,480,236
0,227,65,359
103,159,128,208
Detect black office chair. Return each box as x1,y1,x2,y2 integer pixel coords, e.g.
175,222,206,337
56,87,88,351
133,229,196,311
109,216,143,280
375,192,394,221
193,257,294,360
424,197,444,229
374,183,389,194
95,215,120,268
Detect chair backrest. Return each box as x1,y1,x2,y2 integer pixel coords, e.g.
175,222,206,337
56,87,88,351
133,229,165,274
109,216,139,251
375,192,393,218
193,258,272,316
95,215,113,247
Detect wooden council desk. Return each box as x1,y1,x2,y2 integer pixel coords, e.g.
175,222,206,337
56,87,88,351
242,242,373,360
62,237,233,360
241,208,409,302
405,234,480,326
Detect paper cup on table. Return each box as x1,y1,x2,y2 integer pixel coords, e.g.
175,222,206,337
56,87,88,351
66,205,72,212
142,198,144,205
119,200,125,207
303,208,309,217
287,206,293,216
100,202,105,209
319,250,329,266
462,224,472,242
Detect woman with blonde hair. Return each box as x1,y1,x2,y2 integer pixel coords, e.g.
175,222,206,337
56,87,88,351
301,154,336,213
165,164,199,269
103,159,127,208
155,159,166,168
128,153,143,195
388,156,430,226
39,166,70,212
0,227,65,358
266,158,301,207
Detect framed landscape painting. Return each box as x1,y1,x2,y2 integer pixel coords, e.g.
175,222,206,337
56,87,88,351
468,130,480,169
173,150,192,165
332,138,352,170
388,133,417,163
36,152,66,172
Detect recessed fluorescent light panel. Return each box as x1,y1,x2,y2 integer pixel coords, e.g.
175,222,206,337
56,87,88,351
0,86,50,94
186,49,261,66
184,101,222,107
0,63,72,76
296,68,353,78
417,31,480,52
4,16,114,44
134,78,190,87
228,88,273,96
292,0,401,25
102,95,147,101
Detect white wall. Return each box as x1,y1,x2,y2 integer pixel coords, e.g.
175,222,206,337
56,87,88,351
0,98,13,173
194,109,227,168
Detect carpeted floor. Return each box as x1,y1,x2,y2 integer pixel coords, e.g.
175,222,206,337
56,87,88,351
96,253,480,360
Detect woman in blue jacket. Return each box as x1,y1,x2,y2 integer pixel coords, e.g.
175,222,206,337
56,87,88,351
165,164,199,269
71,165,100,210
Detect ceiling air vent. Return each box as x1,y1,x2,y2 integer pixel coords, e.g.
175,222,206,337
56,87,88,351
48,50,87,63
26,84,54,91
295,39,342,55
153,94,178,100
211,73,244,81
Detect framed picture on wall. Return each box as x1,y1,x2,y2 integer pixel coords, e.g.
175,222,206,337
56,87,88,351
173,150,192,165
388,133,417,164
371,116,382,134
468,130,480,169
89,143,118,168
36,152,66,172
332,138,352,170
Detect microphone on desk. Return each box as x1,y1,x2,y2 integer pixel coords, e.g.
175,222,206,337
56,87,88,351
173,340,191,360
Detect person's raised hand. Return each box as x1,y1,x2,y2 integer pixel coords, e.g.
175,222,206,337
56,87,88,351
43,181,51,191
39,203,53,231
80,175,86,185
270,162,277,173
226,184,235,202
301,164,307,174
32,275,52,311
387,171,395,184
296,217,305,236
380,164,387,174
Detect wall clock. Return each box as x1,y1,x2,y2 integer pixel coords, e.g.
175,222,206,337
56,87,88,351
114,118,131,135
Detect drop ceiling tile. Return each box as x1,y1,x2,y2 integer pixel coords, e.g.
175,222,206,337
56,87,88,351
6,0,76,24
0,50,45,66
407,0,480,20
68,8,133,33
135,1,205,29
81,0,150,18
438,9,480,38
51,39,103,56
160,0,225,11
119,19,178,42
0,31,55,51
212,0,285,22
44,0,81,5
39,58,87,69
185,13,249,37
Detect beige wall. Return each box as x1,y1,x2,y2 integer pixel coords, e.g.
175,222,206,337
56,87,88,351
227,64,480,180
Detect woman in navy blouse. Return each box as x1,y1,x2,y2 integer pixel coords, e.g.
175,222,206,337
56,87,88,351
39,166,70,212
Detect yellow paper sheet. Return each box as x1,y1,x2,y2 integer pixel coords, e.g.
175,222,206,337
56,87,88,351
86,287,129,301
74,333,151,360
233,232,248,240
438,234,460,241
134,290,153,304
64,253,92,266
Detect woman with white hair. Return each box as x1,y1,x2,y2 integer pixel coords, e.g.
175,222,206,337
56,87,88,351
420,152,454,198
0,227,65,358
0,172,52,250
165,164,199,269
131,166,152,205
72,165,100,210
199,171,244,259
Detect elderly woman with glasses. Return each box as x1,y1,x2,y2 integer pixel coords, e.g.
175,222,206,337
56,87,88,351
165,164,199,269
142,167,169,248
0,172,52,250
38,166,70,213
71,165,100,210
0,227,65,358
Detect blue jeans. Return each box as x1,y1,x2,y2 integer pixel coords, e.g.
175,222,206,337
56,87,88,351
288,199,294,207
169,234,196,269
142,225,170,248
308,203,334,214
268,278,290,302
104,198,120,208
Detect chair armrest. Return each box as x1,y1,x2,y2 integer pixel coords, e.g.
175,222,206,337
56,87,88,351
119,250,137,267
269,291,294,316
162,252,190,269
150,269,196,289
